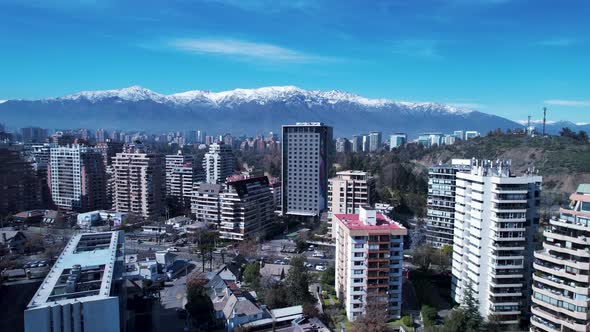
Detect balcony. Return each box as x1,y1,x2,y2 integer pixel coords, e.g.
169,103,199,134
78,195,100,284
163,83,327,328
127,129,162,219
530,308,560,332
531,304,590,331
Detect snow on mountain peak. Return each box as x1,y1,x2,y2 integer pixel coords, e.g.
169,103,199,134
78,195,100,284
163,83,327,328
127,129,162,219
41,85,474,114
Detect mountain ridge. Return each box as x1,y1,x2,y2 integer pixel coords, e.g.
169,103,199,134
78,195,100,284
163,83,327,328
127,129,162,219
0,85,525,136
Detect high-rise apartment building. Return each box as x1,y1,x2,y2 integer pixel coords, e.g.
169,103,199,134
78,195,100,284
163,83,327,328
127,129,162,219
166,151,194,194
24,231,125,332
191,183,222,223
96,129,107,143
219,176,274,241
426,159,472,248
21,127,47,143
336,138,351,153
281,122,332,217
453,130,464,140
530,184,590,332
389,133,407,150
0,149,43,215
169,161,205,209
112,148,165,219
48,145,107,211
368,131,382,152
334,206,407,321
362,135,369,152
451,160,541,325
95,141,123,168
465,131,480,140
328,170,376,236
351,135,362,153
203,142,236,184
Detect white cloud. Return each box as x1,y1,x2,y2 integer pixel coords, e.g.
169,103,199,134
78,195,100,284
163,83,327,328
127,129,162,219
391,39,441,59
167,38,325,63
544,99,590,107
446,102,485,109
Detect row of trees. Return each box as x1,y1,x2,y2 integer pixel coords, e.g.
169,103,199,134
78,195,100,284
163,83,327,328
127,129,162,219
559,127,589,142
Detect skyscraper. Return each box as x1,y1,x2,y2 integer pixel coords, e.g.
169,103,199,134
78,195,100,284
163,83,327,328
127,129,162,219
48,145,107,211
451,160,541,326
21,127,47,143
426,159,472,248
203,142,236,184
530,184,590,332
389,133,407,150
166,151,194,195
281,122,332,217
334,206,407,321
169,161,205,210
368,131,382,152
112,146,165,219
336,138,351,153
351,135,362,153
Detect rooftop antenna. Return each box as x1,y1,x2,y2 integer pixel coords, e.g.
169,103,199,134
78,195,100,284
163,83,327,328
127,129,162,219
542,107,547,136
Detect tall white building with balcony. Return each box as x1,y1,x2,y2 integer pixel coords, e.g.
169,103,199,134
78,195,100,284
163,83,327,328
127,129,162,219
334,206,407,321
203,142,236,184
451,159,541,325
530,184,590,332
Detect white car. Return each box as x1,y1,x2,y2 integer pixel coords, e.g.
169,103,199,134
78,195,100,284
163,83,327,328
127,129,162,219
167,247,179,252
312,251,324,258
315,265,326,271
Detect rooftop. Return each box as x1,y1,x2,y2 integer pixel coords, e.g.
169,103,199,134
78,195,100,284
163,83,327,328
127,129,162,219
27,231,123,308
576,184,590,195
334,213,404,231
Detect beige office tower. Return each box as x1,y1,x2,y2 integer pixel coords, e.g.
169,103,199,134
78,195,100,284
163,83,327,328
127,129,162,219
112,148,165,219
530,184,590,332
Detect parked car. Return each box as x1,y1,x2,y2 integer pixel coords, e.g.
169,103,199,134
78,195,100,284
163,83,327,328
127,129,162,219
167,247,179,252
315,265,327,271
312,251,324,258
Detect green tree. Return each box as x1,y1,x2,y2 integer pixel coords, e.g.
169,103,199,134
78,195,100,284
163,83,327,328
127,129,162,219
295,239,306,253
264,283,290,309
243,263,261,289
412,244,434,271
462,283,484,332
285,255,315,305
443,308,468,332
349,304,392,332
320,266,335,287
185,274,214,327
421,305,438,327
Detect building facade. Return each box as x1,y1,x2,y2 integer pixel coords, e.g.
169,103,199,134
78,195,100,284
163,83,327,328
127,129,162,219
351,135,362,153
191,183,222,224
281,122,332,217
24,231,125,332
165,152,194,195
530,184,590,332
336,138,351,153
169,161,204,210
48,145,107,211
368,131,382,152
426,159,472,248
389,134,407,150
334,206,407,321
219,176,274,241
328,170,376,236
203,142,236,184
451,160,541,325
112,149,165,219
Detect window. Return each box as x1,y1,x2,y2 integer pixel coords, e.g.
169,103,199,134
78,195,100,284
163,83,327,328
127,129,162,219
353,270,363,275
354,244,364,249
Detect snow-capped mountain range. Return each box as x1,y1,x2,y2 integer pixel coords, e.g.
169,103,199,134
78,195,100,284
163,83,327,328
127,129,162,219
1,85,522,136
44,85,471,114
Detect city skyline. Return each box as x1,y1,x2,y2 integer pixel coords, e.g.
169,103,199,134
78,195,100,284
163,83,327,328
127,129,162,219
1,1,589,122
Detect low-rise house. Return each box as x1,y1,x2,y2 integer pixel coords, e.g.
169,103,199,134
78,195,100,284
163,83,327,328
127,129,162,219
260,263,291,283
13,210,45,223
224,294,266,332
77,210,128,228
0,230,27,254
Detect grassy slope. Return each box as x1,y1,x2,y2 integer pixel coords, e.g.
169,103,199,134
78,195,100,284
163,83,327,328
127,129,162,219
416,135,590,197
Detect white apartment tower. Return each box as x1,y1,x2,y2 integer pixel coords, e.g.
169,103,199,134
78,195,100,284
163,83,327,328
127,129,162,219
426,159,473,248
451,159,542,325
334,206,407,321
389,133,407,150
48,145,107,211
530,184,590,332
112,149,165,219
191,183,222,224
169,161,205,210
165,151,193,195
368,131,382,152
203,142,236,184
328,170,376,236
281,122,332,217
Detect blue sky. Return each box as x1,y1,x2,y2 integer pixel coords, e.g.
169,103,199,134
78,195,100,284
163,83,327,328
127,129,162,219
0,0,589,123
